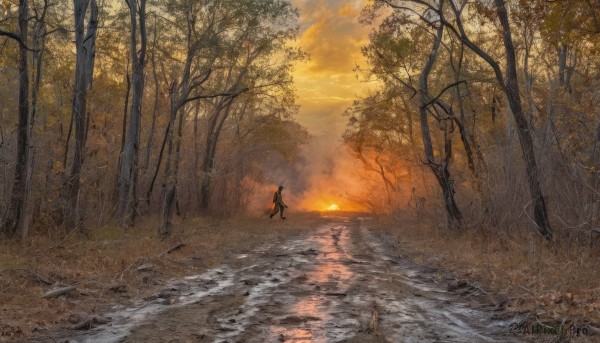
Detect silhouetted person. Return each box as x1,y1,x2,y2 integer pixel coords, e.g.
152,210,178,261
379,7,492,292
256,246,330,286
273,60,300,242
270,185,288,220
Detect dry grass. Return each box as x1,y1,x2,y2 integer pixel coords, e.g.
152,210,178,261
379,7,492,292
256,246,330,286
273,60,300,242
371,212,600,325
0,212,323,340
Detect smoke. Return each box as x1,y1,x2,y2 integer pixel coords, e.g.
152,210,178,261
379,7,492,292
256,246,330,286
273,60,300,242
243,0,385,215
287,102,369,212
296,143,367,212
242,101,368,215
242,152,307,217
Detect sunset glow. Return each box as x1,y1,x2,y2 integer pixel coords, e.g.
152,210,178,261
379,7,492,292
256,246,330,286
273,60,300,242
325,203,340,211
299,188,366,212
290,0,372,212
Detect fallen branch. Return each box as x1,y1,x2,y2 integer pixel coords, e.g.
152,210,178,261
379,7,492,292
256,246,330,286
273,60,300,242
136,264,154,272
447,279,469,292
42,286,75,298
158,243,186,257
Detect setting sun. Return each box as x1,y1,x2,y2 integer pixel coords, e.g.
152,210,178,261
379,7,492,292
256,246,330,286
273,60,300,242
299,192,365,213
325,203,340,211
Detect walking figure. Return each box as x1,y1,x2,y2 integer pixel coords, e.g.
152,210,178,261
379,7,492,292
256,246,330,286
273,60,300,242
270,185,288,220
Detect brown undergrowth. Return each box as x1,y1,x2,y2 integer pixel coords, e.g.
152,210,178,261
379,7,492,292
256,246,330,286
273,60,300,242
372,211,600,331
0,212,322,341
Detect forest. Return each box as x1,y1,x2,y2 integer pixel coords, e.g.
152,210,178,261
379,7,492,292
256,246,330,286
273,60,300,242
346,0,600,243
1,0,600,341
2,0,598,242
0,0,309,240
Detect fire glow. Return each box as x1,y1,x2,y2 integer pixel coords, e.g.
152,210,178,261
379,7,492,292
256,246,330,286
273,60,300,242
324,203,340,211
299,191,366,213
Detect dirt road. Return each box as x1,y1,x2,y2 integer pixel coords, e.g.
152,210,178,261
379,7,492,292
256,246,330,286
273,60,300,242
62,215,531,342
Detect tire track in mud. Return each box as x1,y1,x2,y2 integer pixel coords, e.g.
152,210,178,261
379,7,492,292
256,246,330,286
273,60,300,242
63,215,530,343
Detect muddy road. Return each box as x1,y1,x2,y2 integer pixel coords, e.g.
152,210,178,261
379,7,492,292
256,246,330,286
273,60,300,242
63,215,530,343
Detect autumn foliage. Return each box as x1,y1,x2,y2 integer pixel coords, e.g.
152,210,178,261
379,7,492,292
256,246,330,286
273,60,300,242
345,0,600,244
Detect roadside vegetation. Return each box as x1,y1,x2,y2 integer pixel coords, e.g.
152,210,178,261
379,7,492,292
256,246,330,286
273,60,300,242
0,212,322,339
372,212,600,334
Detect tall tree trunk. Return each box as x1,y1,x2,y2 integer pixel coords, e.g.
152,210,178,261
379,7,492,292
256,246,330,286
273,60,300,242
2,0,31,239
116,69,130,207
418,12,463,228
193,100,201,205
159,100,179,236
30,0,48,134
119,70,130,164
558,43,568,87
494,0,553,239
64,0,98,231
27,0,49,226
144,15,159,173
200,99,234,210
146,110,172,205
449,40,482,178
118,0,147,228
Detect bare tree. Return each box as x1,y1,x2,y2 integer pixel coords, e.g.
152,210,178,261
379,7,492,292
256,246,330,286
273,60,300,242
381,0,553,239
63,0,99,231
117,0,147,228
0,0,32,239
155,0,219,235
489,0,552,239
361,8,466,226
417,10,462,228
199,91,242,210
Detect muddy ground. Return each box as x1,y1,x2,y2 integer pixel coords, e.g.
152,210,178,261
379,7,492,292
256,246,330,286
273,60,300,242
27,214,595,342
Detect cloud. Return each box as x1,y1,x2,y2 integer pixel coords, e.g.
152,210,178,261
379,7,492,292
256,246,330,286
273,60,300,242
280,0,377,213
338,3,361,17
293,0,368,75
289,0,373,106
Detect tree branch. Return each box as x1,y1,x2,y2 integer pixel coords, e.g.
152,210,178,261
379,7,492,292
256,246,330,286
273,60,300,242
0,29,24,47
421,80,466,108
182,87,250,106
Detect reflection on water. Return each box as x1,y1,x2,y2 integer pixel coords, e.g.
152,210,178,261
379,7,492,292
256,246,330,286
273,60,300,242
267,225,354,342
268,327,314,342
290,296,320,317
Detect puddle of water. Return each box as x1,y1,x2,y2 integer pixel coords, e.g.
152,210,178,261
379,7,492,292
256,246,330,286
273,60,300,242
306,263,351,284
67,268,235,343
263,225,357,343
214,268,294,342
267,327,315,343
290,295,321,317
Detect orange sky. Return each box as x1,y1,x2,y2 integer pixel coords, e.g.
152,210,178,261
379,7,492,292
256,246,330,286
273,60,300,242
290,0,374,211
292,0,371,128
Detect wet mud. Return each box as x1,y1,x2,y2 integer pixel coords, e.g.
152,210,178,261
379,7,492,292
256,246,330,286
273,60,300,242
60,215,534,342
